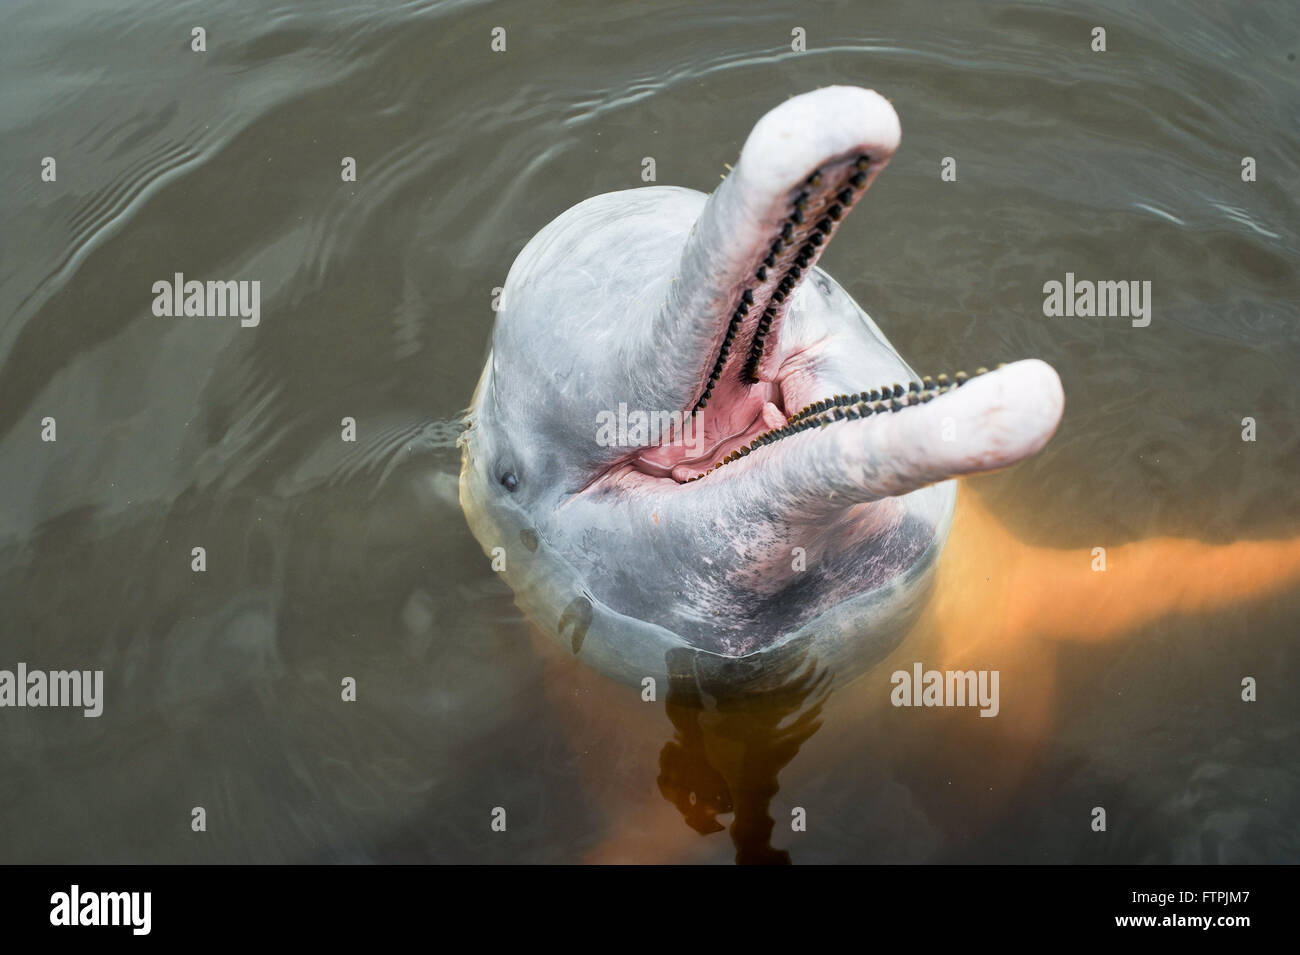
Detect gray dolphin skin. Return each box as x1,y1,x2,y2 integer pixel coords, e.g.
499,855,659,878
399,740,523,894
460,87,1064,693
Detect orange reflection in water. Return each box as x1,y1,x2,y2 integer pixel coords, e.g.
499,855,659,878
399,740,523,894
537,481,1300,863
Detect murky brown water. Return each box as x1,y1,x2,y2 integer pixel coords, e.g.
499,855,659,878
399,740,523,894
1,0,1298,863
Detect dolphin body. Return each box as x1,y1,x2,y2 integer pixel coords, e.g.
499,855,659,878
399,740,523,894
460,87,1064,693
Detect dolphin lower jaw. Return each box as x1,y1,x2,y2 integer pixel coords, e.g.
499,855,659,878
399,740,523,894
687,358,1065,515
601,347,1063,520
684,368,1001,482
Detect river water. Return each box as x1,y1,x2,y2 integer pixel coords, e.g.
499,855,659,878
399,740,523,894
1,0,1297,863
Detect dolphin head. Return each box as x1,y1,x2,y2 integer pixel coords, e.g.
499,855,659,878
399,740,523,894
461,87,1063,688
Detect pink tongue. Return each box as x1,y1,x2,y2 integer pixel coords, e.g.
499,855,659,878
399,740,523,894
669,463,696,483
665,400,790,483
633,383,783,478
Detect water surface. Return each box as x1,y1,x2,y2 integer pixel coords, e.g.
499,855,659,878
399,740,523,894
1,0,1297,862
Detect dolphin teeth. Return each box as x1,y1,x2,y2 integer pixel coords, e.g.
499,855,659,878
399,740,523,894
977,366,989,375
691,132,980,419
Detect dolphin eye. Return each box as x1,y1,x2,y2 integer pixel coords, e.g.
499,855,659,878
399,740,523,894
500,472,518,492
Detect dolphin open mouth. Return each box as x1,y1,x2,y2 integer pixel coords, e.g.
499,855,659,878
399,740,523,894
596,87,1063,507
624,148,894,484
636,148,995,484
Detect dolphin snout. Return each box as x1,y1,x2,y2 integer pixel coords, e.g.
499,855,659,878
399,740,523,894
738,86,901,199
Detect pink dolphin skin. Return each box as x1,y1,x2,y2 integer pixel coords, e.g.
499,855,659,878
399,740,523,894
460,87,1063,684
